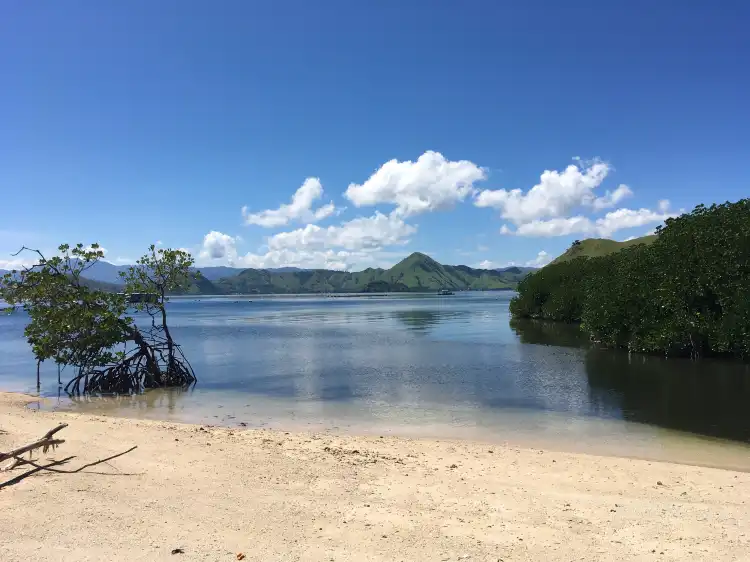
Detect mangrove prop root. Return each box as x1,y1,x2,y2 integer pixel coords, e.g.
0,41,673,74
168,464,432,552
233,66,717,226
64,341,196,395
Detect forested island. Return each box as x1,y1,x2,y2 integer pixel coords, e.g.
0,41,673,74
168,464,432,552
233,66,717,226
510,199,750,359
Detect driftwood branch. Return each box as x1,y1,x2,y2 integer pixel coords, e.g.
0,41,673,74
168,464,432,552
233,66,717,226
0,423,68,466
6,446,138,474
0,457,75,489
1,423,139,488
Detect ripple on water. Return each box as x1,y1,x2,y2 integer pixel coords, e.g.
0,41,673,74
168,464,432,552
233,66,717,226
2,294,750,468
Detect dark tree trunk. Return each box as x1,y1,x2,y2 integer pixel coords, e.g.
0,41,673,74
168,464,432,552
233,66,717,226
64,323,196,395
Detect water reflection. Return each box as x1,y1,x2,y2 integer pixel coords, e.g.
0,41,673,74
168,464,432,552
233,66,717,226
585,349,750,442
392,309,468,333
510,318,589,347
3,295,750,450
510,320,750,442
69,385,194,413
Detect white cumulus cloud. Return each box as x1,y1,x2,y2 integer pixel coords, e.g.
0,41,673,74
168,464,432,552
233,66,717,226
595,207,673,236
474,159,632,224
200,231,240,264
526,250,552,267
203,212,417,271
242,177,336,227
505,206,675,238
591,184,633,211
235,249,385,271
267,212,415,252
477,158,676,240
344,151,486,217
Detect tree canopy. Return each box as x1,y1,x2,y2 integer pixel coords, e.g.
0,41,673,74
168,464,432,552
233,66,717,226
510,199,750,359
0,243,198,393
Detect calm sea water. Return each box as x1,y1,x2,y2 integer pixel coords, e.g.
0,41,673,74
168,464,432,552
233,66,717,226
2,293,750,467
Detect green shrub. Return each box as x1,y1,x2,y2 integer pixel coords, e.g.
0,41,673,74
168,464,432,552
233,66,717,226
511,199,750,359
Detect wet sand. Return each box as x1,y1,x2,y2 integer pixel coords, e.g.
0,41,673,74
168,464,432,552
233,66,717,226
1,392,749,561
44,388,750,473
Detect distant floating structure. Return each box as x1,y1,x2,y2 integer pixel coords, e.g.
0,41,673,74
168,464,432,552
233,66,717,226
437,289,454,296
119,292,159,304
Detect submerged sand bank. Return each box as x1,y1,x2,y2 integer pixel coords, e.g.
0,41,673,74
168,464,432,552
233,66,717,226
1,392,749,561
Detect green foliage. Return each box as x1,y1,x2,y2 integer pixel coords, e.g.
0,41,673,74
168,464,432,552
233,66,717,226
1,243,198,392
511,200,750,359
119,245,196,309
581,244,666,351
509,257,590,322
0,244,132,368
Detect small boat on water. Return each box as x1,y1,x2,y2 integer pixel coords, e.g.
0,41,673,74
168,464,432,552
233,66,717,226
437,289,454,296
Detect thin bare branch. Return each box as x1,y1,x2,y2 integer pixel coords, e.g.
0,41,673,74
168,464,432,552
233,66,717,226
5,446,138,475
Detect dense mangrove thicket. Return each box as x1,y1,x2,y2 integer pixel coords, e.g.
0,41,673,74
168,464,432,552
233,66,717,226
510,199,750,359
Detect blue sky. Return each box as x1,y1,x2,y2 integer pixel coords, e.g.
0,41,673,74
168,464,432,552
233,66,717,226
1,0,748,271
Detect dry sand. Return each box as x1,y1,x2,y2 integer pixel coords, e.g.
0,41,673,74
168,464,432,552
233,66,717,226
1,392,749,562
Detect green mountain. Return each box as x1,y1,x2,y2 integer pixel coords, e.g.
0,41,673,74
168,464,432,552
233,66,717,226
74,272,217,295
6,253,532,295
550,235,657,264
213,252,524,294
380,252,515,291
173,272,221,295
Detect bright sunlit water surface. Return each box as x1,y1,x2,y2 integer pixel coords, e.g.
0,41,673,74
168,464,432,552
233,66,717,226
2,293,750,470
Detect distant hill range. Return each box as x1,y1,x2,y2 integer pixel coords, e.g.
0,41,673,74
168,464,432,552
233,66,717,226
211,252,532,294
6,253,533,295
0,238,658,295
550,235,657,265
49,262,302,284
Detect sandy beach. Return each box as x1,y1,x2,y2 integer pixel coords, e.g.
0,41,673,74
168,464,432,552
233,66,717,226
1,392,749,561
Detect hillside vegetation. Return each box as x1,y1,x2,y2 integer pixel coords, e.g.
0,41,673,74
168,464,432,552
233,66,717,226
13,253,530,295
214,252,521,294
511,199,750,359
550,235,656,264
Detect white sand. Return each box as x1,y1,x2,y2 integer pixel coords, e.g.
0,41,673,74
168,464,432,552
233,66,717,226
1,392,749,561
